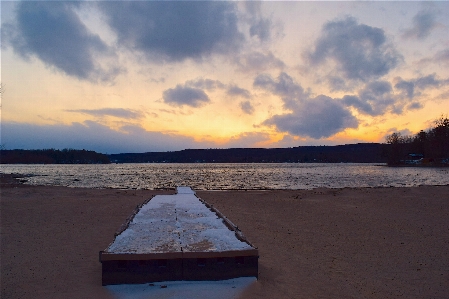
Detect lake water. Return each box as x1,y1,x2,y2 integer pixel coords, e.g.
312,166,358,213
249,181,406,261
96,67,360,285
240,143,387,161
1,163,448,190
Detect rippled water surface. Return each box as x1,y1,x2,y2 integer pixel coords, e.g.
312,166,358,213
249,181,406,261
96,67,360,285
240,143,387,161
1,163,448,190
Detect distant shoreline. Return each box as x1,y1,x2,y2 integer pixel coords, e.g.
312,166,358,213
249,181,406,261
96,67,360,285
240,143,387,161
1,143,388,164
3,145,447,165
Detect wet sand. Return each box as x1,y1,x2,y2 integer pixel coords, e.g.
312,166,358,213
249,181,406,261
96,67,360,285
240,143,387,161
1,175,448,298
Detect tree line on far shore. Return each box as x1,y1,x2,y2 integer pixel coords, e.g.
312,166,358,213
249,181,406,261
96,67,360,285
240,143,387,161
0,148,110,164
385,116,449,166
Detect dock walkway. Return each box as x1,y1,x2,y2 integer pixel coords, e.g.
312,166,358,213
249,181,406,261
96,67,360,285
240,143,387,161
100,187,258,285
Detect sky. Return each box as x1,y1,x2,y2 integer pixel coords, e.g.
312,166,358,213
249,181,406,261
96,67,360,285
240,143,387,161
1,1,448,154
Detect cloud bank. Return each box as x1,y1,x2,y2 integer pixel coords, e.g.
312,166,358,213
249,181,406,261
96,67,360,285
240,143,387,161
99,1,244,62
255,72,358,138
394,74,449,99
3,2,119,82
163,78,252,110
1,121,211,154
3,1,246,80
163,85,211,108
306,17,402,87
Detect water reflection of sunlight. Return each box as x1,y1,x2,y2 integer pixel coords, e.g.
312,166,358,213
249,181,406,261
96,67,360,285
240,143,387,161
105,277,256,299
2,163,448,190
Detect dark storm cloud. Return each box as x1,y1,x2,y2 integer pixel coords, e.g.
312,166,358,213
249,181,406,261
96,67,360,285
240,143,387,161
163,85,210,108
227,85,252,99
240,101,255,115
1,121,211,154
306,17,402,84
4,2,116,81
402,10,437,40
99,1,244,62
66,108,144,120
254,72,358,139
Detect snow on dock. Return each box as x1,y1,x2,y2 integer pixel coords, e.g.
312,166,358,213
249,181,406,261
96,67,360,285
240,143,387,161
100,187,258,285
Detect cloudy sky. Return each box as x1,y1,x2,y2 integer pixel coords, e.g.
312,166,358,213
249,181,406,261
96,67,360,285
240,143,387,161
1,1,448,154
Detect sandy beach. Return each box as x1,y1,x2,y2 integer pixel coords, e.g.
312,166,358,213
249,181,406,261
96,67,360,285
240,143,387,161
1,175,448,298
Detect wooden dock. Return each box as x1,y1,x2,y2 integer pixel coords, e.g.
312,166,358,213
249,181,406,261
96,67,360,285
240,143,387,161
99,187,258,285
